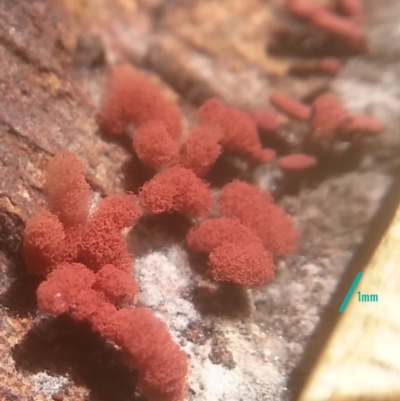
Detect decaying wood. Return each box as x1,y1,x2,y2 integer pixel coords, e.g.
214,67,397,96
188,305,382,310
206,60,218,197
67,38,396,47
0,0,398,400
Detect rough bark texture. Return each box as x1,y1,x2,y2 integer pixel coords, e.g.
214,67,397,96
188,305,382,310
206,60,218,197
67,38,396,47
0,0,399,400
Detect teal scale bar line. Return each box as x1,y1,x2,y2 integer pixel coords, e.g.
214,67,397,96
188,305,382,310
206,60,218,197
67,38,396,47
339,272,363,313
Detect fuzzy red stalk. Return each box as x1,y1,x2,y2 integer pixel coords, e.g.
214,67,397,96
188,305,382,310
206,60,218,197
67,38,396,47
44,150,91,228
186,218,275,287
208,242,274,287
285,0,324,20
186,217,264,253
179,125,222,177
94,264,139,304
79,193,141,271
198,98,274,163
310,93,349,139
249,109,280,134
113,308,188,401
218,181,299,256
338,0,363,24
340,114,383,136
318,57,341,75
22,212,76,276
132,120,179,170
310,9,365,51
270,92,312,121
139,166,212,217
98,64,182,139
277,154,318,171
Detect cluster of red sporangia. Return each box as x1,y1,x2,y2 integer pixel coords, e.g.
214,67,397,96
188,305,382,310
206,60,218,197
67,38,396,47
98,63,300,289
249,0,382,169
286,0,365,53
22,152,187,401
